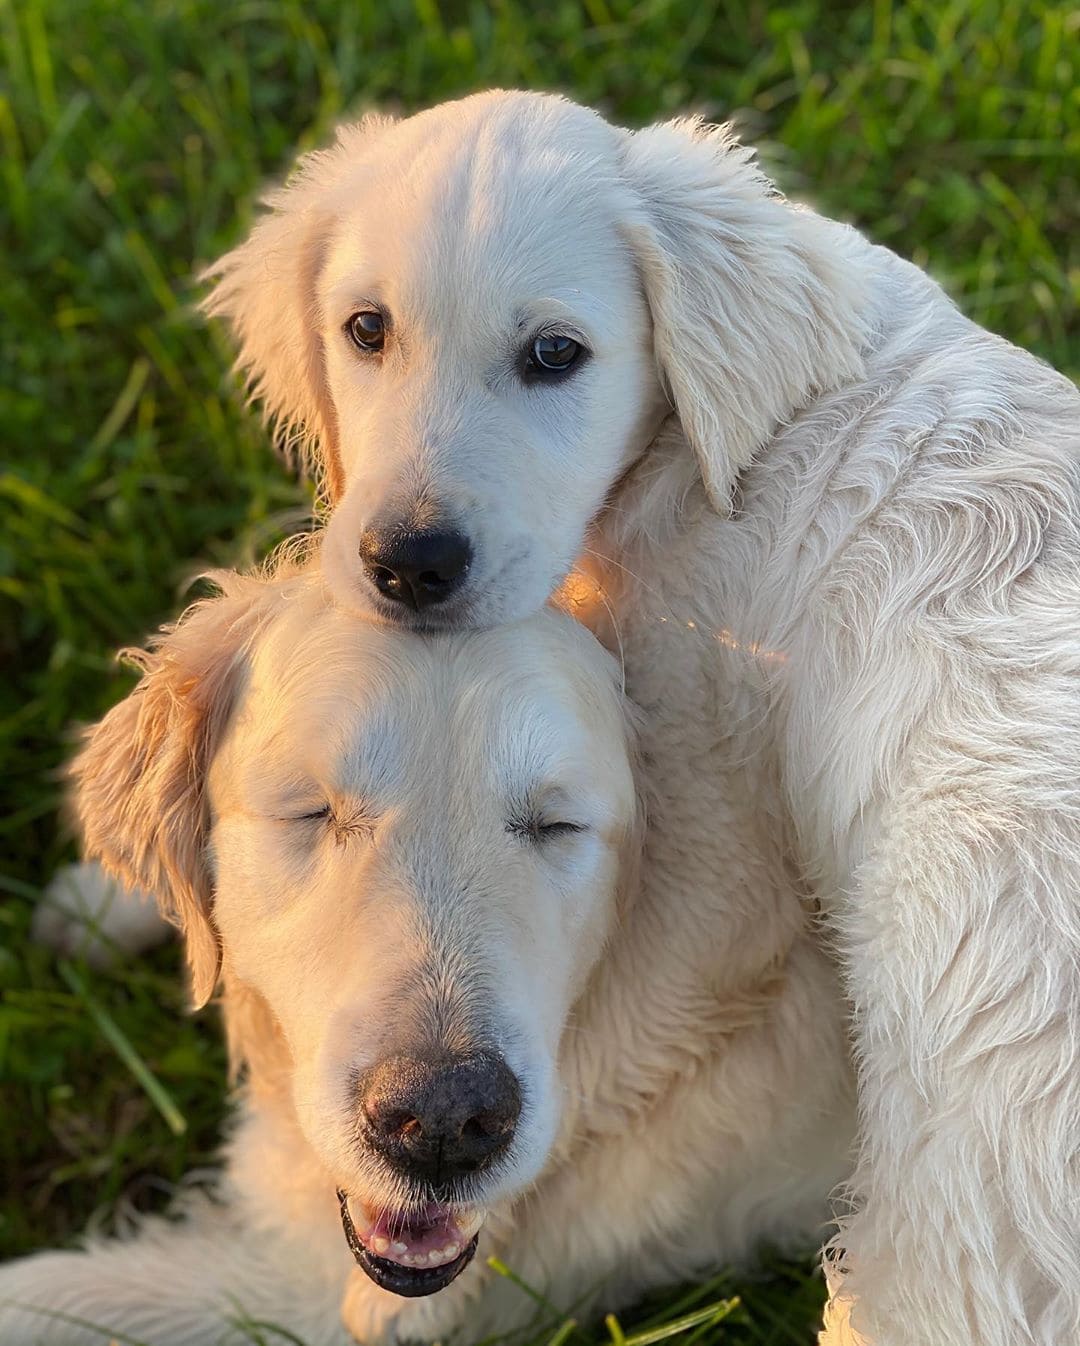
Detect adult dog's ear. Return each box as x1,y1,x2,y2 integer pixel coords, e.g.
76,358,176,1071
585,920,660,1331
71,579,272,1008
201,115,396,500
620,119,870,512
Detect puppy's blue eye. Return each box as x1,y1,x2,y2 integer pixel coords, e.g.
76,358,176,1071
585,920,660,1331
530,334,582,372
346,311,385,352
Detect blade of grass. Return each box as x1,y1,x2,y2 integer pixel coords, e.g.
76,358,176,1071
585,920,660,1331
606,1314,628,1346
621,1299,742,1346
58,959,187,1136
544,1317,580,1346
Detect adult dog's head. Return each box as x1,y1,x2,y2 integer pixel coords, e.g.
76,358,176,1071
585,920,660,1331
72,556,637,1296
204,90,868,630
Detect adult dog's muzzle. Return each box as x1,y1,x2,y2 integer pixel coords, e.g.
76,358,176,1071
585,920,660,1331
339,1050,521,1296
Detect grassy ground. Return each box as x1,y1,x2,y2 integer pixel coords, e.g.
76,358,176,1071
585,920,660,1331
1,0,1076,1340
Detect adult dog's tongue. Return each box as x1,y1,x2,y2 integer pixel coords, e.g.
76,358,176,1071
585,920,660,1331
338,1190,485,1297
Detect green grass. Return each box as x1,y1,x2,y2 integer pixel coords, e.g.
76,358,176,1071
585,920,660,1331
1,0,1076,1340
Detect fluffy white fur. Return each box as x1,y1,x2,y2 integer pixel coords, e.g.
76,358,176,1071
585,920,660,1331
196,90,1080,1345
2,555,848,1344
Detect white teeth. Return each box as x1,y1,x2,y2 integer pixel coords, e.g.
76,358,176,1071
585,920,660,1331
419,1242,462,1268
381,1242,463,1269
353,1205,489,1270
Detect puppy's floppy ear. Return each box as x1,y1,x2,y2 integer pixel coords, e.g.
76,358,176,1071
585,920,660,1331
71,577,273,1008
619,118,870,512
201,115,396,500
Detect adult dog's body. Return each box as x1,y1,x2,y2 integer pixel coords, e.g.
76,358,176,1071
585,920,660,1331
1,558,848,1345
196,90,1080,1345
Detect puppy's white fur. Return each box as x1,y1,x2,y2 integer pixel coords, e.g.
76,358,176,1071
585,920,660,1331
3,555,848,1344
198,90,1080,1346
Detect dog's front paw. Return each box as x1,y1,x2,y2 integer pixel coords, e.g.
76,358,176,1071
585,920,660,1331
32,861,169,968
341,1265,483,1345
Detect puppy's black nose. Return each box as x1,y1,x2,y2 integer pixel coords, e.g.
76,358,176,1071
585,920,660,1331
358,1052,521,1183
358,528,472,610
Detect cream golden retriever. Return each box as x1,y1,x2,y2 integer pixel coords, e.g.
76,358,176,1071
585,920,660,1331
195,90,1080,1346
2,552,849,1344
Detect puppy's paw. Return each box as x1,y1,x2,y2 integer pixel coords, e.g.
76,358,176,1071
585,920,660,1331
32,861,170,968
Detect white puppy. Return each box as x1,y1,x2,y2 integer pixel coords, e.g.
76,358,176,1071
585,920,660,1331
201,90,1080,1346
3,553,849,1345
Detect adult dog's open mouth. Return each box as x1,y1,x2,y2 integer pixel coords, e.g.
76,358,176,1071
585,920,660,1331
338,1190,485,1297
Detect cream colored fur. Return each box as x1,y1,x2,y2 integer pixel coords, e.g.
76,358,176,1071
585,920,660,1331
194,90,1080,1345
2,553,848,1344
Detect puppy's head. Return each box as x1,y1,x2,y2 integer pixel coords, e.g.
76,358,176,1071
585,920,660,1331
204,91,868,629
73,556,638,1297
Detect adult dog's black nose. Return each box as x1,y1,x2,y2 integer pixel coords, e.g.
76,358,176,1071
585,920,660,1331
358,528,472,610
358,1052,521,1183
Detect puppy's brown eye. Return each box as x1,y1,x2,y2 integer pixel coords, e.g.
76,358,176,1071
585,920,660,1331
530,334,582,373
346,311,385,352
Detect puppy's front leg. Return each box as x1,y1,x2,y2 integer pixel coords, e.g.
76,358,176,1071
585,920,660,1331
783,470,1080,1346
811,776,1080,1346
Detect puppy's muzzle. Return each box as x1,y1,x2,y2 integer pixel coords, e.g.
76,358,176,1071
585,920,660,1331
358,1050,521,1184
358,527,472,611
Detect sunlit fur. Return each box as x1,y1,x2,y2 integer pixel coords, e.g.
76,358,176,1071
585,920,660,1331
0,552,850,1344
200,90,1080,1346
